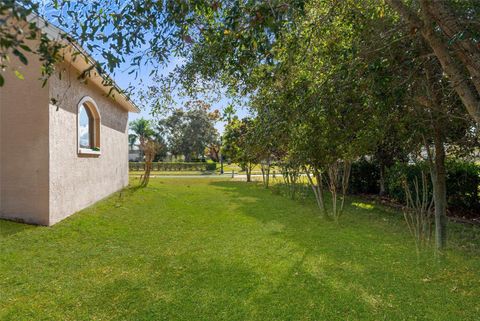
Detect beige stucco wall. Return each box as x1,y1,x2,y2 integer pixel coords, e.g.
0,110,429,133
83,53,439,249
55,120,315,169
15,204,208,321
0,43,129,225
48,62,129,225
0,47,50,225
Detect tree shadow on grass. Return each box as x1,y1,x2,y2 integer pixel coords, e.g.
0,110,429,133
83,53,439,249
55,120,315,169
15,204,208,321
20,253,375,321
0,179,477,320
206,180,478,320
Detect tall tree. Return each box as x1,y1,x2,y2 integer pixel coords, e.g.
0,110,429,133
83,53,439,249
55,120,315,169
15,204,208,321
222,117,258,182
386,0,480,123
130,118,154,150
128,133,137,149
158,100,218,161
129,118,158,186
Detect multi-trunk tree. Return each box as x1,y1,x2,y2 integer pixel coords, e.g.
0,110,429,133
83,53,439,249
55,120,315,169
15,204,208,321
129,118,163,186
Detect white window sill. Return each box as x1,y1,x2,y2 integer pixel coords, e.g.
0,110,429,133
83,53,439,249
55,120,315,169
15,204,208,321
78,148,101,156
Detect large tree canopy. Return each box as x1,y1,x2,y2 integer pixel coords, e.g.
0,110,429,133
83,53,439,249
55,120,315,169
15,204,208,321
2,1,480,124
157,100,219,161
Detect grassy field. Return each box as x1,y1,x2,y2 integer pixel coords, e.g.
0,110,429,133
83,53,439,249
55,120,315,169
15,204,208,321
1,178,480,320
128,170,267,177
128,162,281,176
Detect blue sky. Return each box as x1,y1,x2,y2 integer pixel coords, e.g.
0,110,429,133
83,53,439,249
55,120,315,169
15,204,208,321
111,57,250,135
39,0,250,134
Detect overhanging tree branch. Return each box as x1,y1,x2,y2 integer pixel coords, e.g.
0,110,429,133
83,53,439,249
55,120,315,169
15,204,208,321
386,0,480,123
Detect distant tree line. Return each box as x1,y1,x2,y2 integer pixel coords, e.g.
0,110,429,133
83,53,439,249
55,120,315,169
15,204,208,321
129,100,220,163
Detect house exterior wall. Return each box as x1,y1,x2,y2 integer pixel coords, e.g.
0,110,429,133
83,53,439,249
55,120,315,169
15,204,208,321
0,47,50,225
48,62,129,225
0,45,130,225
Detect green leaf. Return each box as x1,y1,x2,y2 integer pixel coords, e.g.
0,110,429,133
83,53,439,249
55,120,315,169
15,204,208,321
19,44,32,52
0,74,4,86
12,49,28,65
14,70,24,80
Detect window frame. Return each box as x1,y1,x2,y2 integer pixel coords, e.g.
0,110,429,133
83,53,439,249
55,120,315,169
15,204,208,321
77,96,101,156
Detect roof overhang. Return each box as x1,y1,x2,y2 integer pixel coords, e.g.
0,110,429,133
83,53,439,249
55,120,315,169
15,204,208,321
27,14,140,113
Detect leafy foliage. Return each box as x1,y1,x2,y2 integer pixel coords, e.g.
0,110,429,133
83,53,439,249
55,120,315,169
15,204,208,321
221,117,258,181
157,100,219,161
348,159,380,195
385,161,480,216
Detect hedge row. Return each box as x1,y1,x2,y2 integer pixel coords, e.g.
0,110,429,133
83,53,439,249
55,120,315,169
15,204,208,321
129,162,217,171
349,159,380,195
349,159,480,215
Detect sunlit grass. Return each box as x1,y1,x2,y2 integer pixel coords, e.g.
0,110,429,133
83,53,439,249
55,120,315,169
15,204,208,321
352,202,375,210
0,178,479,320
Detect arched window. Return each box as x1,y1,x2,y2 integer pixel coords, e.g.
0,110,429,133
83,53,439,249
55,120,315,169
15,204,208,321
77,96,100,155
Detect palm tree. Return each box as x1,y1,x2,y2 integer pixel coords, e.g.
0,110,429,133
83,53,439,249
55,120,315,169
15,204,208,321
129,118,158,186
128,134,137,150
130,118,154,148
130,118,155,161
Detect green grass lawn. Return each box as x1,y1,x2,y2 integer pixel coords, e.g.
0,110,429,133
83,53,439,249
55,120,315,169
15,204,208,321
128,163,277,176
1,178,480,320
129,170,217,176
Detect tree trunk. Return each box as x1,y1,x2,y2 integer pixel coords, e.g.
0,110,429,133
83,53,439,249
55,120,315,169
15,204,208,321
425,0,480,93
305,167,326,216
386,0,480,123
266,168,270,188
339,161,352,216
419,4,480,124
261,159,271,188
263,165,270,188
141,161,152,187
421,47,449,251
327,162,339,221
431,130,448,251
379,164,386,196
314,170,328,217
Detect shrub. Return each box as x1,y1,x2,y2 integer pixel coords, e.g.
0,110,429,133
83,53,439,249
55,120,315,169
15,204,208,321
445,160,480,215
130,162,145,171
385,162,431,204
205,163,217,171
385,161,480,216
348,158,380,194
